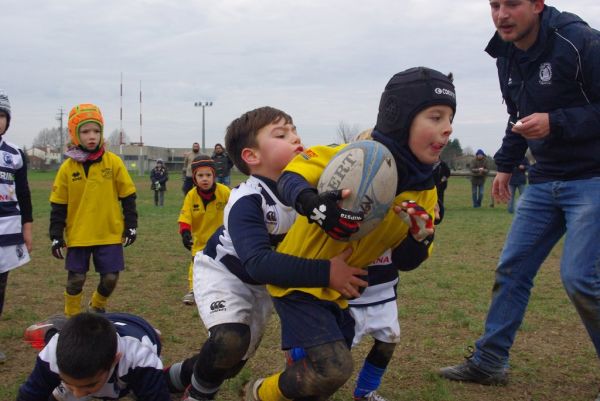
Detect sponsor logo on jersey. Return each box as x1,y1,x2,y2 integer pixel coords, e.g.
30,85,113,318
71,171,82,182
0,171,14,181
2,153,13,166
300,149,318,160
101,168,113,179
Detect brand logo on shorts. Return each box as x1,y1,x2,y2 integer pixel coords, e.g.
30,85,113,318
210,300,226,313
16,246,25,259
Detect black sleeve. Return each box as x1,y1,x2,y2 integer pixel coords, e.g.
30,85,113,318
227,194,330,287
15,150,33,224
392,234,433,271
49,203,67,239
277,171,314,209
120,193,138,229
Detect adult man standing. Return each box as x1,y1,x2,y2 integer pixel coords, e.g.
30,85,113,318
470,149,489,208
211,143,234,186
439,0,600,392
182,142,200,195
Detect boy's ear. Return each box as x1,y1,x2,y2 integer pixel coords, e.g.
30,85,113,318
113,352,122,365
241,147,260,168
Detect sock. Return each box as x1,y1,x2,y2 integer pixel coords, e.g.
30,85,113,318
354,361,386,398
258,373,291,401
189,374,219,399
165,362,186,392
64,291,83,317
90,290,108,311
188,261,194,291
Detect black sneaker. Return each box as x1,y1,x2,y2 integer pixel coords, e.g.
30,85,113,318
439,351,508,386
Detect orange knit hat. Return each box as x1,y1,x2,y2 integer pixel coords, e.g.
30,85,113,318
68,104,104,148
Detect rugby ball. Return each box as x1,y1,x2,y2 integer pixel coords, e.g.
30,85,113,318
317,140,397,241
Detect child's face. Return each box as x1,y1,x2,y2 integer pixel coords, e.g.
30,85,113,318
60,369,111,398
0,112,7,135
408,105,453,165
78,122,102,151
194,166,215,190
253,118,303,178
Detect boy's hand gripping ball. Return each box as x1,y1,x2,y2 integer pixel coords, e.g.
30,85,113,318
397,200,433,242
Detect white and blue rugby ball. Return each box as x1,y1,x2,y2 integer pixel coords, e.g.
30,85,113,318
317,140,397,241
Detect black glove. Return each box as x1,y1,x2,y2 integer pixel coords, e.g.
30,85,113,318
51,238,66,259
298,190,364,240
181,230,193,251
123,227,137,247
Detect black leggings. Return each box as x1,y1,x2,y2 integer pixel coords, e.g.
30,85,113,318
0,271,8,316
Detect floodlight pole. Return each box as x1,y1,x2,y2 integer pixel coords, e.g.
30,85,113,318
194,101,213,153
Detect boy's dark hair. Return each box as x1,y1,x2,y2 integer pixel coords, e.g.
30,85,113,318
56,313,117,379
225,106,293,175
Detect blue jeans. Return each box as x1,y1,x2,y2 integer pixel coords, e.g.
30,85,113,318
507,184,526,214
217,175,231,186
472,178,600,372
471,182,485,208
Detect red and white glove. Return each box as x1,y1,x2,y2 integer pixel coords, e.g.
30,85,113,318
398,200,434,242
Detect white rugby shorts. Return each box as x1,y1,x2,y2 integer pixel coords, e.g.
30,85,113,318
193,252,273,359
349,300,400,347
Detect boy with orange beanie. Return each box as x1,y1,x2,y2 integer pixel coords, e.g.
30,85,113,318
49,103,138,317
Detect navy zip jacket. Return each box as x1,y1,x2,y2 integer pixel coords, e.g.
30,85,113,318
486,5,600,183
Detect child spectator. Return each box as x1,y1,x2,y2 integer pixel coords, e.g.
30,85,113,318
49,104,138,317
165,107,366,401
0,90,33,363
150,158,168,207
18,312,169,400
244,66,455,401
178,155,230,305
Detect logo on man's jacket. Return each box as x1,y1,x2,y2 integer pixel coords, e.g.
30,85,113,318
539,63,552,85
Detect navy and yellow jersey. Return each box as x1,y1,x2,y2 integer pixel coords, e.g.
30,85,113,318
204,175,330,287
49,151,136,247
17,313,168,401
270,144,437,308
178,183,230,255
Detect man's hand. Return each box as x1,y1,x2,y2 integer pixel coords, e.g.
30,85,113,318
181,230,193,251
51,238,66,259
303,189,364,241
395,200,434,242
511,113,550,139
328,248,367,299
492,172,512,203
122,227,137,247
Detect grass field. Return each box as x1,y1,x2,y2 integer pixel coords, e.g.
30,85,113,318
0,171,598,401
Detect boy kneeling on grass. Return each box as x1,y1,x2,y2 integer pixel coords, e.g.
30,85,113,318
18,312,170,401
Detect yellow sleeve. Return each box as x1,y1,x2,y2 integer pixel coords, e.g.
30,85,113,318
112,154,136,198
178,190,194,225
49,162,70,204
284,144,346,186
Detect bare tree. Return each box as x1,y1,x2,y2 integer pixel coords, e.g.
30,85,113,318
336,121,360,144
107,129,130,146
32,127,66,149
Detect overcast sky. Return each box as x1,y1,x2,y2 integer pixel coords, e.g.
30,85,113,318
2,0,599,154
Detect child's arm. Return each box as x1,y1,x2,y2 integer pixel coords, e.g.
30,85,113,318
49,203,67,259
278,171,363,240
15,150,33,252
227,195,367,296
120,194,138,247
16,357,62,401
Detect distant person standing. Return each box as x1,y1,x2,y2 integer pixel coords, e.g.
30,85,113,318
470,149,489,208
507,157,529,214
211,143,234,186
182,142,200,195
150,159,168,207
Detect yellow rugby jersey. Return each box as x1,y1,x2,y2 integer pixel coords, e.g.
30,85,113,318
49,151,136,247
269,144,437,308
178,183,231,254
